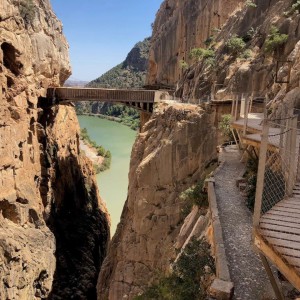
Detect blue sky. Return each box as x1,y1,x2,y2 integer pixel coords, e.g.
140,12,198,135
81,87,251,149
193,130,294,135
51,0,162,81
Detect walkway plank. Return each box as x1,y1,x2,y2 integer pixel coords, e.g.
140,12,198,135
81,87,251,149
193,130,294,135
263,236,300,250
260,229,300,243
260,223,300,235
283,256,300,268
260,218,300,229
274,246,300,259
262,213,300,224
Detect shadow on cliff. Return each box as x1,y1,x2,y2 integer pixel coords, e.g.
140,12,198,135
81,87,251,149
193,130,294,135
37,103,109,300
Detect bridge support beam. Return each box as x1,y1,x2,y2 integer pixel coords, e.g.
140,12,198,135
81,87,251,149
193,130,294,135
140,112,151,131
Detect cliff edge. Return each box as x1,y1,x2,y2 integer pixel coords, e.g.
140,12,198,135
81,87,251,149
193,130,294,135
0,1,109,299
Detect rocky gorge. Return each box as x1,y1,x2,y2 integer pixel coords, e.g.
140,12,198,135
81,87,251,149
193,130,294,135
1,0,300,299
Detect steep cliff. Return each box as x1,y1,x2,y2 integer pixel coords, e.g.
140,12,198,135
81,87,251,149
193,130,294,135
0,0,109,299
147,0,244,87
98,103,217,299
165,0,300,111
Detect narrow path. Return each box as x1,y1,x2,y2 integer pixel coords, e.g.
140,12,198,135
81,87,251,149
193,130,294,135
214,146,275,300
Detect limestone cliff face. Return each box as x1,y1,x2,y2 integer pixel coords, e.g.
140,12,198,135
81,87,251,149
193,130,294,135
147,0,244,86
0,1,109,299
175,0,299,106
97,103,217,299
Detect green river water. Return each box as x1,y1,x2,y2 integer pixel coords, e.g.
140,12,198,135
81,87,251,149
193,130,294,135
78,116,137,235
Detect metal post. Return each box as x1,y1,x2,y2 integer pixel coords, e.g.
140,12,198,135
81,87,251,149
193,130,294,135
253,119,269,227
243,95,249,136
240,93,245,118
234,94,239,121
259,254,284,300
287,116,298,195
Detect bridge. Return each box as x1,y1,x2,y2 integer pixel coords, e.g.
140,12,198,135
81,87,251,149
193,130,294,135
45,87,170,113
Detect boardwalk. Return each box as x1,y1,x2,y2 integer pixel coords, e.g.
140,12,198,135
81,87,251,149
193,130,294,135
231,104,300,295
214,146,275,300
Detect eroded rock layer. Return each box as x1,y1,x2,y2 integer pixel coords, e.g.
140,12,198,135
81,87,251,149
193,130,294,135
0,1,109,299
97,103,217,299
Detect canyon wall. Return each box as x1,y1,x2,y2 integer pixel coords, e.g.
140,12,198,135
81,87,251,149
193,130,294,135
0,0,109,299
97,103,217,299
147,0,244,87
170,0,299,107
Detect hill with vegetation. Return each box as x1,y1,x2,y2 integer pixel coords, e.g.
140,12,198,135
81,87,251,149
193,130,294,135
76,37,151,130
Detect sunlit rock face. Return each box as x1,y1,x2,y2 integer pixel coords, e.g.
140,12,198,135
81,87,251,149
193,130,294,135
147,0,244,87
0,1,109,299
97,103,217,299
147,0,300,111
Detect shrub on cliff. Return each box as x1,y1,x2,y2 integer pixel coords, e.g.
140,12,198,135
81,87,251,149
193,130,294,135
189,48,215,66
245,0,257,8
134,237,215,300
19,0,36,24
226,35,246,56
264,26,288,53
220,114,234,141
180,180,208,216
179,60,189,70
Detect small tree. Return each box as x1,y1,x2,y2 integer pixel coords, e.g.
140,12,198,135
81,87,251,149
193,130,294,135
179,60,189,70
226,35,246,55
245,0,257,8
264,26,288,53
220,114,234,141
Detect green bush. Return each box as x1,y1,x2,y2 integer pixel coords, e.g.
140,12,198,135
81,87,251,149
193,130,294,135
134,238,215,300
180,180,208,216
245,0,257,8
220,114,234,141
179,60,189,70
19,0,35,24
226,35,246,55
240,49,252,59
189,48,215,61
204,36,215,47
284,0,300,16
292,0,300,13
264,26,288,53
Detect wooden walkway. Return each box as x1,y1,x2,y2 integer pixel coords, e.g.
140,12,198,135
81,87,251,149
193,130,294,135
231,110,300,292
254,182,300,290
45,87,169,113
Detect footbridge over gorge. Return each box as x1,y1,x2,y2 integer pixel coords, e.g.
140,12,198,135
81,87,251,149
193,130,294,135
44,87,171,113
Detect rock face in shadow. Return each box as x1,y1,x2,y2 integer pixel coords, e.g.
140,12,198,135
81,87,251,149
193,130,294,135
97,103,217,299
0,1,109,299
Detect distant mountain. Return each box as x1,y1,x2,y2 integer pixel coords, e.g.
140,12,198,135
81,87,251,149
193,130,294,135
75,37,151,131
87,37,150,90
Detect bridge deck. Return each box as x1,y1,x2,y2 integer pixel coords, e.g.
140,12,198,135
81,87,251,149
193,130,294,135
47,87,160,103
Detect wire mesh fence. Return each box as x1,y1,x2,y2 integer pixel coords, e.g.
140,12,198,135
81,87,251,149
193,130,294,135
255,114,299,220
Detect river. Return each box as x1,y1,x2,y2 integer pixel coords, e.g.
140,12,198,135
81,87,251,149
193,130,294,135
78,116,137,236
